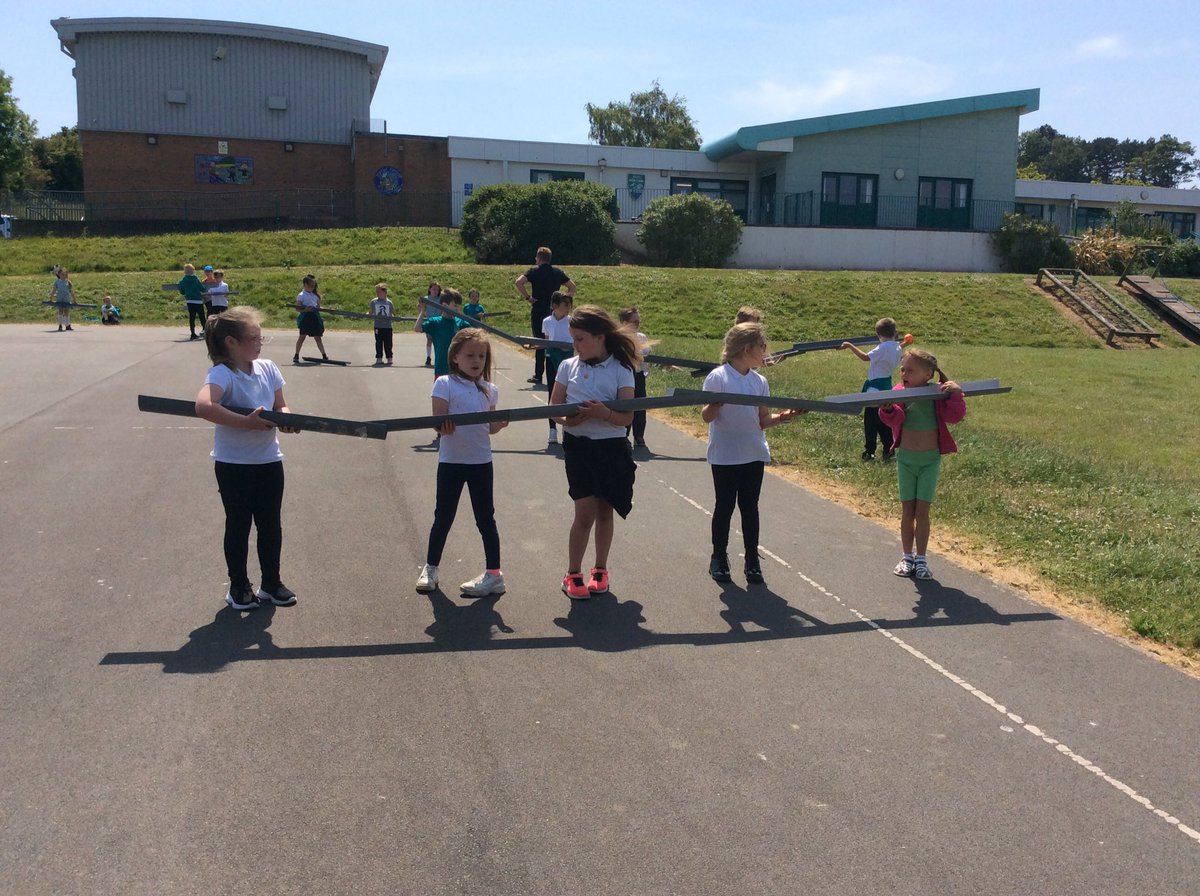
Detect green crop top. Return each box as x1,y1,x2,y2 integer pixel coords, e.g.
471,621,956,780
903,398,937,431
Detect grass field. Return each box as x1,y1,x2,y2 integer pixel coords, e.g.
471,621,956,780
3,227,1197,656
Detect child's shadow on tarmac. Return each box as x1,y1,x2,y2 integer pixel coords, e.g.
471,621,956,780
424,590,513,648
717,582,825,636
554,591,653,652
912,579,1010,625
163,604,278,673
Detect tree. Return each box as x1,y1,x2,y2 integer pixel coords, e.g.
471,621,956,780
1018,124,1060,170
991,213,1073,274
31,127,83,191
1085,137,1121,184
0,68,37,190
460,181,618,265
586,80,701,150
1125,135,1198,188
636,193,742,267
1018,125,1198,187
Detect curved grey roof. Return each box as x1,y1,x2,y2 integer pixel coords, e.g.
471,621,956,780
52,17,388,97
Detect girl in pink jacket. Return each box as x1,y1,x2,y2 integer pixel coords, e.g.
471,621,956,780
877,348,965,580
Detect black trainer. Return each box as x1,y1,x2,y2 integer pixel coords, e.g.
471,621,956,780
745,560,765,585
225,582,260,611
709,554,732,583
258,583,297,607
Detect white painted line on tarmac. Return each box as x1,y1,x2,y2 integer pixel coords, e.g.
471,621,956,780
131,425,210,431
654,473,1200,848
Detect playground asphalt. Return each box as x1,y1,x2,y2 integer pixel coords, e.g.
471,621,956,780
1,322,1197,895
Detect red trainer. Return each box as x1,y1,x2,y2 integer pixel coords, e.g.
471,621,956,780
587,567,609,593
562,572,590,600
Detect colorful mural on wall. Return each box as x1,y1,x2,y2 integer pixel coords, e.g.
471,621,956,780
195,155,253,185
374,166,404,195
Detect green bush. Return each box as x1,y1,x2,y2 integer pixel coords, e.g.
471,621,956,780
991,213,1073,273
635,193,743,267
459,181,618,265
1159,239,1200,278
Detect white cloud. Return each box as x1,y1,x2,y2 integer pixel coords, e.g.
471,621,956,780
1073,35,1129,59
726,57,953,124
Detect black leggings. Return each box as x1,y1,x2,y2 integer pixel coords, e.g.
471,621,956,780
545,353,561,430
187,303,207,335
427,462,500,568
710,461,765,557
627,371,647,441
530,304,549,378
215,460,284,590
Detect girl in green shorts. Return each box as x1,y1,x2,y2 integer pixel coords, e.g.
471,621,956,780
877,348,965,580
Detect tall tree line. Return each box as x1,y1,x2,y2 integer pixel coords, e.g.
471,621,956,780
0,68,81,191
1019,124,1197,188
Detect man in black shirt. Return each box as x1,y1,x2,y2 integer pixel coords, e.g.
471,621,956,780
515,246,576,384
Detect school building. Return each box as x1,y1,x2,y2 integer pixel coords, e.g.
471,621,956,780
46,16,1200,271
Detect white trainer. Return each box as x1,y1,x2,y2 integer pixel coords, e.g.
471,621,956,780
415,563,439,592
460,571,505,597
547,429,558,445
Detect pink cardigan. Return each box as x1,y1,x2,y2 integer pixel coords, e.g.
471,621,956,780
877,383,966,455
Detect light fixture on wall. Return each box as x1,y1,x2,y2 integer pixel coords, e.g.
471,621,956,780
146,135,158,145
659,170,669,178
213,47,226,61
284,142,294,152
597,157,607,172
894,168,905,180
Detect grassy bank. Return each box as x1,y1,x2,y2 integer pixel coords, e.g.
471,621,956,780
3,228,1197,653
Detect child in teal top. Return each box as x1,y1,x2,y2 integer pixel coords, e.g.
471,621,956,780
463,288,487,320
418,287,470,376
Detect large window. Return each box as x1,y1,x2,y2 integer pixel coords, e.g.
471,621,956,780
670,177,749,220
530,169,584,183
1154,211,1197,238
820,172,878,227
918,177,972,229
1074,206,1110,233
1014,202,1044,220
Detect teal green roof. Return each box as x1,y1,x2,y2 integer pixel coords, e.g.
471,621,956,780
702,88,1040,161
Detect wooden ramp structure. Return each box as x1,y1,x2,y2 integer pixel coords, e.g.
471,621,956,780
1036,268,1160,345
1119,275,1200,343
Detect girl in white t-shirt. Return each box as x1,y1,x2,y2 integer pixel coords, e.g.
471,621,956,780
195,307,300,611
701,322,803,585
292,274,327,364
549,305,640,600
618,306,652,449
415,329,509,598
540,291,573,446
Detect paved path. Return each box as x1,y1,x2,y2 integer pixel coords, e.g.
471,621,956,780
1,323,1197,895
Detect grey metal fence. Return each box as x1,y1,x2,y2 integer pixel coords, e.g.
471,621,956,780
2,187,1015,234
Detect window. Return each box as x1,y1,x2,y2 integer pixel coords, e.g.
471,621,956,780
918,177,972,229
530,169,584,183
1074,206,1110,233
1154,211,1197,238
670,177,749,220
1014,203,1044,220
820,172,878,227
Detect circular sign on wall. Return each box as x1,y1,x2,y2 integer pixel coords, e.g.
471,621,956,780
374,166,404,196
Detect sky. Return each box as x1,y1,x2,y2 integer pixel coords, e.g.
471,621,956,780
5,0,1198,163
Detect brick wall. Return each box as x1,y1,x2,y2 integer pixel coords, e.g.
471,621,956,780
352,134,451,226
82,131,354,193
78,130,454,227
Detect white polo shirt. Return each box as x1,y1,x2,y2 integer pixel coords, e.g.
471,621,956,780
433,374,499,464
557,353,635,440
703,363,771,465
